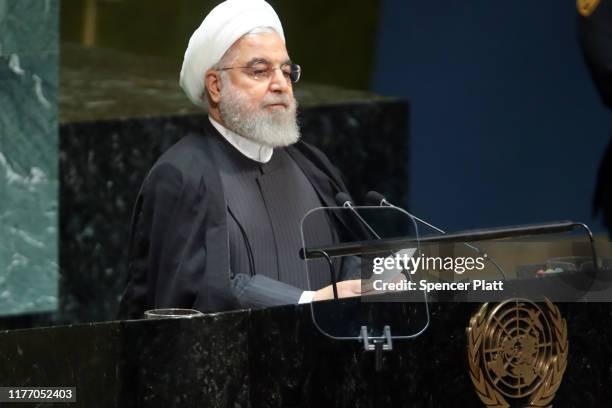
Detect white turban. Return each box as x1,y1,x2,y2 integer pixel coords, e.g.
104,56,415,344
179,0,285,107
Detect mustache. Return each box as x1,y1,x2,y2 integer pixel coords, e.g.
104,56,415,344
261,94,293,108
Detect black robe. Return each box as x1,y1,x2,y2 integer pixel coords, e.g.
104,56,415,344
117,120,356,319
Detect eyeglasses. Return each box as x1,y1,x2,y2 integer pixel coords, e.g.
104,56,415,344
219,62,301,83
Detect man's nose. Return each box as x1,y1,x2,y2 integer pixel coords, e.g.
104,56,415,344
269,68,290,92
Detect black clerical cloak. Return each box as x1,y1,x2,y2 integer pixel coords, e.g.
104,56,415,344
117,120,352,319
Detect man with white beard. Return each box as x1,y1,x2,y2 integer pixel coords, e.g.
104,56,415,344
117,0,362,319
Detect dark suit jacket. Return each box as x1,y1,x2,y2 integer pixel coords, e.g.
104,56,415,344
117,120,357,319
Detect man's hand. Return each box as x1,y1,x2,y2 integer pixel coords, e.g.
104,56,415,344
312,279,364,302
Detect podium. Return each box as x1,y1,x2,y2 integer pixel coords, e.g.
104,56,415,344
0,300,611,407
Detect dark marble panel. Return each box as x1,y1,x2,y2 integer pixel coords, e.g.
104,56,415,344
0,302,611,407
57,103,408,325
0,321,122,407
118,312,250,408
556,303,612,406
247,302,612,408
247,302,475,408
0,310,250,408
58,114,215,324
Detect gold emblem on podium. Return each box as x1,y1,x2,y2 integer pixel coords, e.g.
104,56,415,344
466,299,568,408
577,0,601,17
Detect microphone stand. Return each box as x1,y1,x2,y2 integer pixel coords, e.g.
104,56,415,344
301,221,599,279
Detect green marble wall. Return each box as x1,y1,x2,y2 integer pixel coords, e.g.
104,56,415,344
0,0,59,315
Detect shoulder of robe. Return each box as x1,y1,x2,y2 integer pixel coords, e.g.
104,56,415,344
142,132,218,198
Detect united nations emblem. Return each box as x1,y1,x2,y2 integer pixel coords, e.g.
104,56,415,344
577,0,601,17
466,299,568,408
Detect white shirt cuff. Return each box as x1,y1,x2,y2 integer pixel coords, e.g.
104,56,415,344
298,290,315,304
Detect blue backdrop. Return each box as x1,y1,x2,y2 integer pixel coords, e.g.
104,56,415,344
373,0,611,233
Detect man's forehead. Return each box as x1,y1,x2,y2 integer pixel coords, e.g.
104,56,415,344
231,32,289,62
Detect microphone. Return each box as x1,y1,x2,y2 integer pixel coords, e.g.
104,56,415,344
333,192,431,334
366,191,446,234
335,192,418,283
335,192,381,239
366,191,388,207
366,191,507,279
335,192,354,209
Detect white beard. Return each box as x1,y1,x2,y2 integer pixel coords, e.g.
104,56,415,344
218,81,300,148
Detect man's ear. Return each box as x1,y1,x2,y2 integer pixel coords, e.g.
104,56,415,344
205,69,222,104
